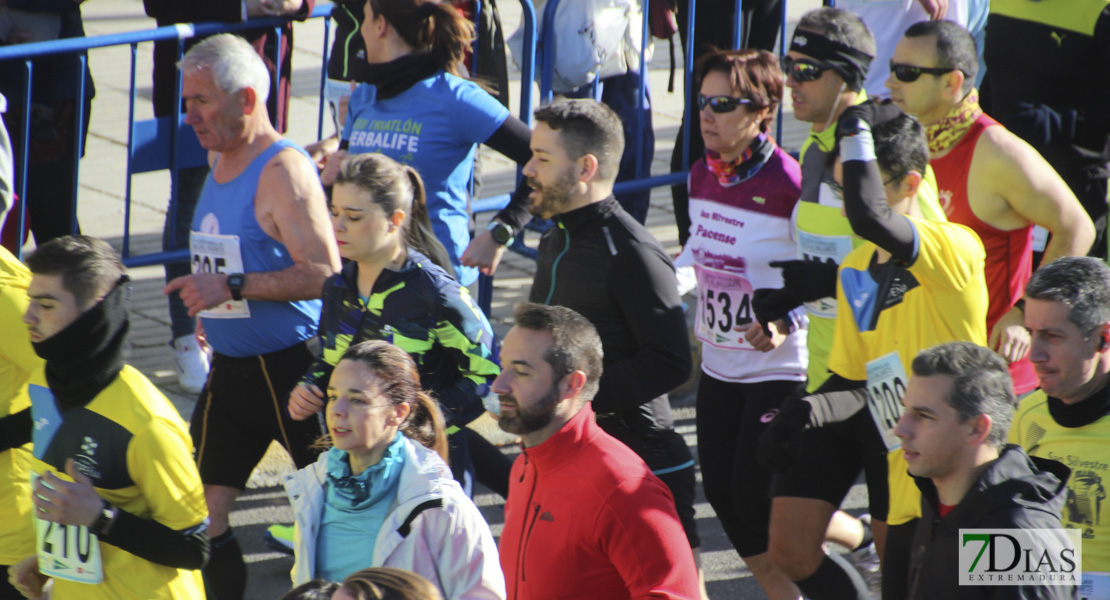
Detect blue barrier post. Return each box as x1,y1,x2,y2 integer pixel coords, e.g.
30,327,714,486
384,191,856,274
317,14,332,141
15,62,31,255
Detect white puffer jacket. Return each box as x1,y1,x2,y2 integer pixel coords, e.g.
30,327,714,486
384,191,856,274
284,437,506,600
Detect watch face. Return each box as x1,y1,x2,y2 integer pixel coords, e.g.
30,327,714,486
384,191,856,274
491,225,513,245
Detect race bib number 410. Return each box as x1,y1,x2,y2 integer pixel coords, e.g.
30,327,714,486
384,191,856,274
694,266,755,350
32,473,103,584
190,232,250,319
866,352,907,451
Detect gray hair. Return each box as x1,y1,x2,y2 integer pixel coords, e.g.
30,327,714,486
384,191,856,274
911,342,1015,449
179,33,271,107
1026,256,1110,335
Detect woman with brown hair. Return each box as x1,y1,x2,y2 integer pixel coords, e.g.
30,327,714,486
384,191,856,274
673,47,807,600
320,0,533,290
288,153,503,493
284,340,504,599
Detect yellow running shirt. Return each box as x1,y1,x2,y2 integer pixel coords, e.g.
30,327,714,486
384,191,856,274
830,217,988,525
0,247,38,566
1011,390,1110,583
21,366,207,600
794,101,948,392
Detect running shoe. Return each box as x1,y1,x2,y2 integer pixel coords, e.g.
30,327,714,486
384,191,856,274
264,524,295,555
845,514,882,598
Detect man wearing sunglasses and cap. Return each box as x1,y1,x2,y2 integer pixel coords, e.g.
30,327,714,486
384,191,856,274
888,20,1094,400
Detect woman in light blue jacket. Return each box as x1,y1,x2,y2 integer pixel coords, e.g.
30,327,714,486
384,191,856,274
284,340,504,600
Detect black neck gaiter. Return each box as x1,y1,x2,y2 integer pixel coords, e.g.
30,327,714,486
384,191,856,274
31,276,131,411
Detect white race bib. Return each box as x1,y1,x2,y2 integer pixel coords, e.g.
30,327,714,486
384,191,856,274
797,230,853,319
190,232,250,319
1081,572,1110,600
32,473,103,584
866,352,908,451
694,265,755,350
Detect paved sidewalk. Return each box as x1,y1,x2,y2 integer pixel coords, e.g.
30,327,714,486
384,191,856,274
11,0,875,598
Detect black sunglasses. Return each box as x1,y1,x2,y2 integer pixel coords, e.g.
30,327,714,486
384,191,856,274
697,94,753,114
782,56,833,83
889,61,961,83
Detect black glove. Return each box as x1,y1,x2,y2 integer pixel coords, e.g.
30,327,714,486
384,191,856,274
0,409,32,452
768,259,839,302
752,288,802,336
835,99,905,148
757,398,812,473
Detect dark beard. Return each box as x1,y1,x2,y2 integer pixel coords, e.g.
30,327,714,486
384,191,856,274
497,384,561,436
527,171,578,219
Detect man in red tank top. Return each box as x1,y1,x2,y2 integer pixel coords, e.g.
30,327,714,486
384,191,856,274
886,20,1095,396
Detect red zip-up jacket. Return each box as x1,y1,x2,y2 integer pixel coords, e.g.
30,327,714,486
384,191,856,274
499,403,699,600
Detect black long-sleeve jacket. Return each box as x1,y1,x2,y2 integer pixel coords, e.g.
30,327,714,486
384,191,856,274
530,197,693,469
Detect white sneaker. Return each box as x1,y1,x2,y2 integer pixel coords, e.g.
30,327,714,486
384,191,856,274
173,335,210,395
846,514,882,597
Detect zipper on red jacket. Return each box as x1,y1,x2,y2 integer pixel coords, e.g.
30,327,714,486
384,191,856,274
514,449,539,599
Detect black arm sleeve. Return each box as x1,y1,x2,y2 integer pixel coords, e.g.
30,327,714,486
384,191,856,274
0,409,31,452
593,244,693,413
100,510,210,570
483,116,535,231
801,373,867,427
841,158,916,263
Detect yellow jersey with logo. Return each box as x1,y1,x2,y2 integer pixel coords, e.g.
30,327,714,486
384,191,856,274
830,217,989,525
0,246,39,565
22,366,207,600
794,112,949,392
1011,390,1110,574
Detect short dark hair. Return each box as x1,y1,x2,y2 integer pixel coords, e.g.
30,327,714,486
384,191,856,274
873,111,929,182
903,20,978,96
694,48,784,133
1026,256,1110,335
25,235,125,309
533,99,625,181
512,302,603,401
911,342,1015,448
797,8,876,58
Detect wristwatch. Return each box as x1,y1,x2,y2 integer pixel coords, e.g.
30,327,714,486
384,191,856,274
227,273,246,301
486,221,515,246
91,500,119,537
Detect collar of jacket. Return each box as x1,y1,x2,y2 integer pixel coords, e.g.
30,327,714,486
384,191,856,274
914,444,1069,524
521,403,601,473
553,196,620,234
339,249,431,291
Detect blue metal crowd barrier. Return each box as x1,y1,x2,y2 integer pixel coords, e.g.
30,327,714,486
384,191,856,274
0,0,795,318
0,1,537,266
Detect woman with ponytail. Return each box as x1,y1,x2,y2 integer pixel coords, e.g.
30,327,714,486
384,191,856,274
289,153,506,494
284,341,505,599
320,0,534,287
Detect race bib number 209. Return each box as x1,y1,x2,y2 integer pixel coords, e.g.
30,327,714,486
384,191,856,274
866,352,907,451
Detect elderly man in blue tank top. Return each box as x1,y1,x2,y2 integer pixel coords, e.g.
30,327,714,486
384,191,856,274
162,34,341,600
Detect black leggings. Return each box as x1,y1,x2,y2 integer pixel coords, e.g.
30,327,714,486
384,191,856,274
696,374,805,557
